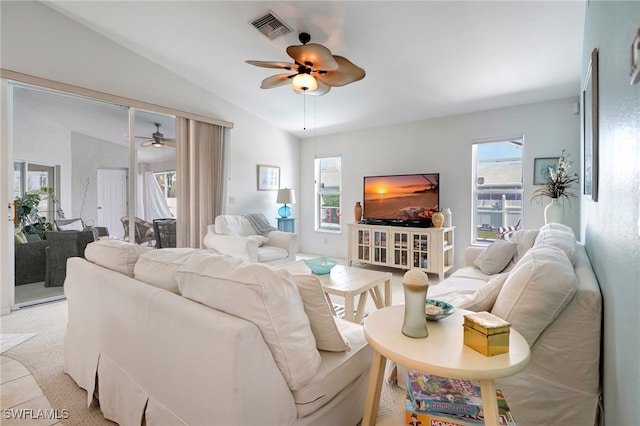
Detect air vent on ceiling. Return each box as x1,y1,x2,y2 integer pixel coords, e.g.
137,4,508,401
250,11,292,40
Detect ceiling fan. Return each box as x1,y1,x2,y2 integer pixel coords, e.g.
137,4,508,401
135,123,176,148
246,32,365,96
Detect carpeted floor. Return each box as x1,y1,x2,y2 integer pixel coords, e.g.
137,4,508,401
1,299,406,425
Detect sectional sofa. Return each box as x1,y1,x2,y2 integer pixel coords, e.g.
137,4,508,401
396,223,602,426
63,239,372,425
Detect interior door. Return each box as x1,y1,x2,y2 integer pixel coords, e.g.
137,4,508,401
97,168,127,238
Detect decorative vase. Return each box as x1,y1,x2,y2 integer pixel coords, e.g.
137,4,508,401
443,208,452,227
354,201,363,223
544,198,564,224
402,269,429,338
432,211,444,228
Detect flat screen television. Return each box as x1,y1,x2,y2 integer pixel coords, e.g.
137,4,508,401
362,173,439,227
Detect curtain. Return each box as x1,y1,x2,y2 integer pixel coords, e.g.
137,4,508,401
176,118,227,248
143,172,172,220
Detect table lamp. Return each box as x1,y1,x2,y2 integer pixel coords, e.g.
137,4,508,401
276,188,295,218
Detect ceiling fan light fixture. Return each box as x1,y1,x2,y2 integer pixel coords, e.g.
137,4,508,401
151,140,164,148
291,73,317,93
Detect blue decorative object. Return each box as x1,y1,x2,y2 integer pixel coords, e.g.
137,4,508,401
424,299,455,321
303,257,339,275
278,205,292,218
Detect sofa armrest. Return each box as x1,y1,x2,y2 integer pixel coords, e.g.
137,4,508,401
463,246,486,267
265,231,297,254
203,233,259,262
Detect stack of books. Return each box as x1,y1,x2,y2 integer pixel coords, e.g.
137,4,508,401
405,372,517,426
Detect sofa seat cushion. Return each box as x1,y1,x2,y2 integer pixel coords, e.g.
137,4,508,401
176,252,321,390
491,245,577,347
447,265,491,281
258,245,289,262
292,318,372,417
134,248,208,294
85,238,151,276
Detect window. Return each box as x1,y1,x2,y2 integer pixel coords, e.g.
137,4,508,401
315,156,342,232
154,171,177,217
472,138,523,244
14,161,59,222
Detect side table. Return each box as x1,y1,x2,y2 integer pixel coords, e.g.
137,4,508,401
361,305,530,426
276,217,295,233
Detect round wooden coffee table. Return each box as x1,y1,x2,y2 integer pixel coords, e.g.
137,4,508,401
361,305,530,426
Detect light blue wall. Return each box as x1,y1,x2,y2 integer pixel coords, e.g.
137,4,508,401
581,2,640,425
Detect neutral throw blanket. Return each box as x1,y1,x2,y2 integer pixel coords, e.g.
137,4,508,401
244,213,278,236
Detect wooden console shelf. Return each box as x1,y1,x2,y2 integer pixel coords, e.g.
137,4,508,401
347,223,454,281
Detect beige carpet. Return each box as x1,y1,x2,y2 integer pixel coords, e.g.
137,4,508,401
1,299,405,425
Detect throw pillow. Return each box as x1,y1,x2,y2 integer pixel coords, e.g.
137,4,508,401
509,229,540,264
57,218,84,231
474,240,517,275
457,273,509,312
290,273,351,352
247,235,268,247
491,245,577,347
14,228,28,244
176,252,321,390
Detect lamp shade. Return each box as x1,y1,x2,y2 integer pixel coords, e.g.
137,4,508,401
277,188,295,218
291,74,318,93
277,188,296,204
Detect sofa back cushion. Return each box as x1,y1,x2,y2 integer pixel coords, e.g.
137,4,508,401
533,223,577,265
85,238,150,276
176,252,321,390
134,248,208,294
214,215,255,237
491,245,577,347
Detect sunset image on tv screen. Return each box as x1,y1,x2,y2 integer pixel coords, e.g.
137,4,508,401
363,174,439,220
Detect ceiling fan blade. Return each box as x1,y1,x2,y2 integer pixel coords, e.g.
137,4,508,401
139,139,154,147
315,56,366,87
260,73,296,89
287,43,338,71
246,60,297,71
163,139,176,147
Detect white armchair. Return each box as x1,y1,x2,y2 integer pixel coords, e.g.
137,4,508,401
203,214,297,266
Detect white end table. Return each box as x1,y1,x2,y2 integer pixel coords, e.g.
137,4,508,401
278,261,392,323
361,305,530,426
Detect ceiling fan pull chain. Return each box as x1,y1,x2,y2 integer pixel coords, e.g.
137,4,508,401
303,92,307,130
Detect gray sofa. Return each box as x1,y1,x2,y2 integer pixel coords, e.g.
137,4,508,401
15,234,47,285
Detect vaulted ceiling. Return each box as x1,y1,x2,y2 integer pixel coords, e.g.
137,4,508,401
42,1,585,139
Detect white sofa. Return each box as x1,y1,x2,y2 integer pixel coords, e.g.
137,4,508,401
396,223,602,426
203,214,297,266
64,239,372,426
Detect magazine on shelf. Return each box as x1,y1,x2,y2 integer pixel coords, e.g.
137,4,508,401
407,372,483,416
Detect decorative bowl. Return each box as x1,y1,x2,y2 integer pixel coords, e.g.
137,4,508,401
303,257,339,275
424,299,455,321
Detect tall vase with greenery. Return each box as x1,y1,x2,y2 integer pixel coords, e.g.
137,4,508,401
531,150,579,224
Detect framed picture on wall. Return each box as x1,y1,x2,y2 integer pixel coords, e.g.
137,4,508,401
533,157,559,185
583,48,599,202
257,164,280,191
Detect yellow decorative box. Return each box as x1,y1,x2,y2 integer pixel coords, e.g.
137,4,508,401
463,311,510,356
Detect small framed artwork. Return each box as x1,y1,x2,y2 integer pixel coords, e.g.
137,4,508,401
533,157,559,185
257,164,280,191
583,48,599,202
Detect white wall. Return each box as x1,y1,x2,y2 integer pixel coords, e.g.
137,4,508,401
0,1,299,312
299,97,581,267
582,2,640,425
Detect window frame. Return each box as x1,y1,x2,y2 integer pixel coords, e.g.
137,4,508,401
314,155,342,233
471,137,524,245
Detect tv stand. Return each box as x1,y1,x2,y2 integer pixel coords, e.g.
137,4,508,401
347,223,454,281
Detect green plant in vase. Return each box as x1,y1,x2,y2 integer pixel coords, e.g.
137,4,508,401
15,187,65,239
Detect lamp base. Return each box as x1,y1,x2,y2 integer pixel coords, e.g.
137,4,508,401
278,205,292,219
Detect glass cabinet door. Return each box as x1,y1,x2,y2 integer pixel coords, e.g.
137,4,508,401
391,231,409,267
411,233,429,269
372,230,388,264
